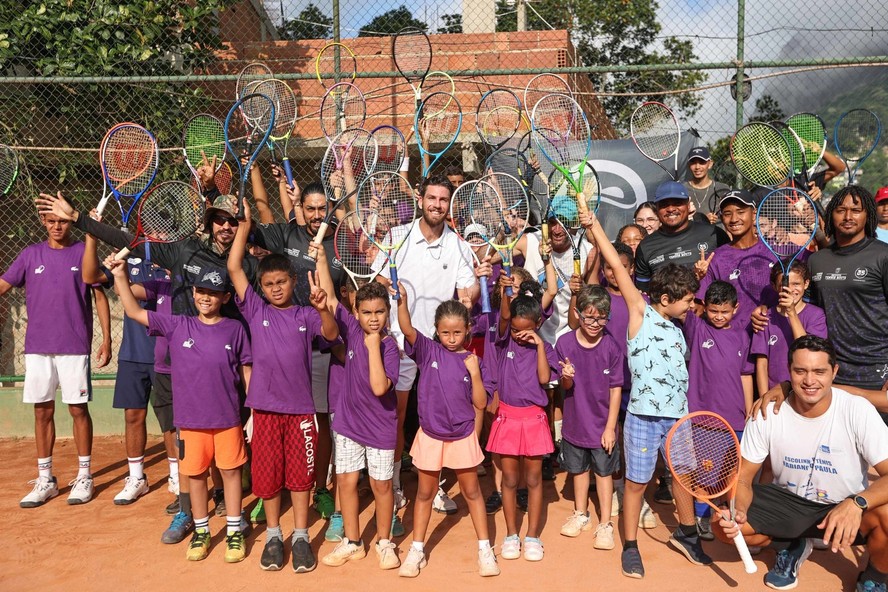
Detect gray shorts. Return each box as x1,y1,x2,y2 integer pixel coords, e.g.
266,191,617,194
312,349,330,414
558,438,621,477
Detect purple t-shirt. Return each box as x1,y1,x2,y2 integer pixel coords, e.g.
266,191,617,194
147,312,252,429
236,288,322,414
495,327,559,408
2,241,93,355
750,304,828,388
326,337,346,414
143,279,173,374
472,311,500,394
331,303,401,450
683,313,754,431
556,331,624,448
406,332,492,441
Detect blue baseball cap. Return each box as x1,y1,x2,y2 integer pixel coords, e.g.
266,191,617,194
653,181,689,203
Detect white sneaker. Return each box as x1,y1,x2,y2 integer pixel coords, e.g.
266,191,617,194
393,487,407,510
501,536,521,560
20,476,59,508
478,547,500,576
398,546,427,577
67,475,94,505
639,498,657,529
167,475,179,496
560,510,591,537
114,475,149,505
433,481,457,515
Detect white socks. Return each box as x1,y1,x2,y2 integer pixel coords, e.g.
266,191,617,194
77,456,91,478
37,457,52,479
128,456,144,480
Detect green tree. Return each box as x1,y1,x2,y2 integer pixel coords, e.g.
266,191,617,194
748,94,785,123
438,14,462,34
359,6,428,37
278,3,333,40
495,0,707,132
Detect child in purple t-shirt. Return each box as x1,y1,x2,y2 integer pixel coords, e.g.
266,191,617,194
396,291,499,577
488,276,560,562
228,202,339,572
557,285,624,551
751,261,828,392
111,258,252,564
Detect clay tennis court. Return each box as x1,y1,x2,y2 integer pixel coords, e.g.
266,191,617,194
1,435,860,591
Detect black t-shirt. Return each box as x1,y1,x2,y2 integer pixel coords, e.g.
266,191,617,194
809,237,888,388
250,222,344,307
634,221,730,289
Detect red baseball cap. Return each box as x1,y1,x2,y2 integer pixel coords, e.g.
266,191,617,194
876,187,888,203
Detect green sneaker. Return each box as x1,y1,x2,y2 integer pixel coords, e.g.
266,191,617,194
313,488,335,519
250,498,266,523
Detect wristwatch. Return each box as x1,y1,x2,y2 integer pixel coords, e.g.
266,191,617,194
848,494,869,511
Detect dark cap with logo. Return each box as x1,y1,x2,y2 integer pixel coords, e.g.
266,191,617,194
718,188,759,210
192,266,230,292
688,147,711,162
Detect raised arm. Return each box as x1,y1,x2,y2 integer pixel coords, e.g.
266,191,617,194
36,192,136,253
581,211,647,321
248,160,274,224
227,201,252,301
395,283,417,346
309,241,338,313
272,164,303,224
107,258,149,327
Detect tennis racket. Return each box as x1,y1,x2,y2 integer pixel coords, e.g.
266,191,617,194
317,127,379,247
730,122,793,189
183,114,226,193
392,27,433,113
315,42,358,89
224,92,275,219
424,71,455,96
236,62,272,102
334,210,380,290
756,187,818,287
0,143,19,196
476,89,523,153
96,122,132,216
450,180,493,313
665,412,757,574
320,82,366,140
416,91,463,182
472,172,529,297
251,78,299,188
99,123,159,227
370,125,408,174
630,101,681,181
114,181,205,260
771,120,809,188
189,160,234,203
786,113,827,178
548,163,599,276
524,73,573,120
834,109,882,186
356,170,418,299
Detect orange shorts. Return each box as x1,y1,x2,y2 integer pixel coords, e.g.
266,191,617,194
178,426,247,476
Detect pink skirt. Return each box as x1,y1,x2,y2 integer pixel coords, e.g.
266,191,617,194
410,428,485,471
486,403,554,457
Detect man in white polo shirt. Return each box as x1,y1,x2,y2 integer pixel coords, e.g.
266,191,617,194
373,175,479,523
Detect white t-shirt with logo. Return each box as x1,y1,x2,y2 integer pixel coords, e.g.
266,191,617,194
741,388,888,504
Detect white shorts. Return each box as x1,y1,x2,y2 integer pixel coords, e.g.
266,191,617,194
311,349,331,414
396,356,417,392
22,354,91,405
333,432,394,481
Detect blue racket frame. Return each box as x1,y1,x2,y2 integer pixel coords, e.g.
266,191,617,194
224,92,275,219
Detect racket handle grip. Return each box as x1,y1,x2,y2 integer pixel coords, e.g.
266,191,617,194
503,263,513,298
282,158,295,189
312,222,330,253
577,191,588,214
541,221,550,244
480,278,491,314
96,195,110,217
573,259,581,277
389,264,400,300
114,247,132,261
732,530,758,574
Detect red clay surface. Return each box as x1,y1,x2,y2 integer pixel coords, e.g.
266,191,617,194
1,436,862,591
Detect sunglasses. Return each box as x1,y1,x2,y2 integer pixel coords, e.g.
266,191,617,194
211,214,239,227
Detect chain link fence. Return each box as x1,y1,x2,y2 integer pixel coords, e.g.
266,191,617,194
1,0,887,379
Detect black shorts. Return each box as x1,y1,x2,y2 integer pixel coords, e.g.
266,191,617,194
746,483,867,544
151,372,174,433
558,438,621,477
112,361,155,409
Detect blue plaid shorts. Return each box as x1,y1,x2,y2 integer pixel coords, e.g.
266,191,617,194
623,412,676,484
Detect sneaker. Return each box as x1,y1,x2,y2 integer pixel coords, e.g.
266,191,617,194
517,488,529,513
478,547,500,576
114,476,149,505
165,498,180,515
621,547,645,579
696,515,715,541
67,475,94,505
260,537,284,571
322,540,366,567
639,499,657,529
161,511,194,544
523,537,544,561
501,535,521,560
20,476,59,508
433,482,457,515
393,487,407,510
542,456,555,481
186,528,211,561
857,573,888,592
398,546,427,577
593,521,615,550
292,538,316,573
250,498,266,523
213,489,226,516
654,475,673,504
485,491,502,515
560,510,592,537
376,540,400,570
391,514,405,537
668,528,713,566
314,487,335,519
224,530,246,563
611,489,622,517
325,512,345,542
167,475,179,496
765,538,813,590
